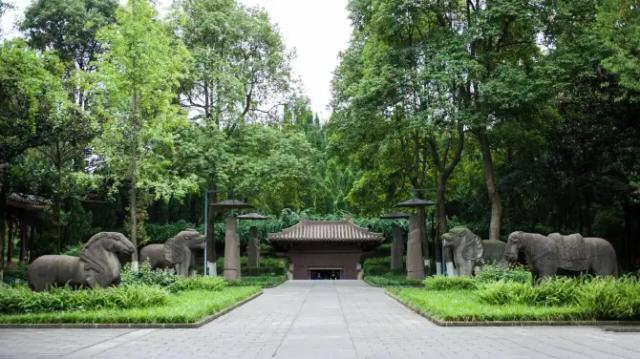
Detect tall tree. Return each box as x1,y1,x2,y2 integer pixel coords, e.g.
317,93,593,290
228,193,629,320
91,0,195,270
0,40,67,278
20,0,118,109
463,0,547,240
176,0,292,128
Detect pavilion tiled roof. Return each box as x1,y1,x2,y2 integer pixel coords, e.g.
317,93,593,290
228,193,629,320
7,193,51,210
268,219,383,243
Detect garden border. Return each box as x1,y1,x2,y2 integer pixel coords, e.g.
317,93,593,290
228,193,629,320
386,290,640,328
0,291,262,329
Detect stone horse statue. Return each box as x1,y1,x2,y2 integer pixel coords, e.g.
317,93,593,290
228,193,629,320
442,227,506,276
27,232,134,291
139,229,205,276
505,231,618,279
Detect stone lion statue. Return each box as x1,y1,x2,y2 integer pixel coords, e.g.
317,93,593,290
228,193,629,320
27,232,134,291
442,226,507,276
506,231,617,279
139,229,205,276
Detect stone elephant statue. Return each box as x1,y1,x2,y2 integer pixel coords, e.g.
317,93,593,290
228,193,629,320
505,231,618,279
139,229,205,276
27,232,134,291
442,227,484,276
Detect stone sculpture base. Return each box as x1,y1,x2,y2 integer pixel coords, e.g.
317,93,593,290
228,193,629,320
223,217,241,281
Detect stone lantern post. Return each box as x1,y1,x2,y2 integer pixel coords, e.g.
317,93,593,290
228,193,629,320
238,212,269,269
210,199,253,281
379,212,410,272
395,198,435,280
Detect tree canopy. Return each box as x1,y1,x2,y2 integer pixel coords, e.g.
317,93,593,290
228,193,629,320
1,0,639,274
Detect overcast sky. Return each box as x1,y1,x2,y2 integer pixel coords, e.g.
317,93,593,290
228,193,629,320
1,0,352,119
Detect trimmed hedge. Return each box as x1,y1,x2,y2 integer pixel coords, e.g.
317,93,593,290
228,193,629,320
363,257,391,276
215,256,287,276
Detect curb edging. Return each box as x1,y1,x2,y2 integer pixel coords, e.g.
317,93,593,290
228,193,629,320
0,291,263,329
385,290,640,328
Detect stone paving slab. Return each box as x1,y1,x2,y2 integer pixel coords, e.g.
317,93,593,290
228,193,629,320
1,280,640,359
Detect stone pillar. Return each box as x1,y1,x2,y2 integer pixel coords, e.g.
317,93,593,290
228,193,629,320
391,225,404,271
406,213,425,280
247,226,260,269
223,217,241,281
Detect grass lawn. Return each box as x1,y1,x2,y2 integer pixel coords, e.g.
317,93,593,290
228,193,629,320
0,286,260,324
388,287,588,322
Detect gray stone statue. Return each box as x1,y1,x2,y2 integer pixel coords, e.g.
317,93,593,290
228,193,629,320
505,231,618,278
442,227,484,276
27,232,134,291
139,229,205,276
442,227,507,275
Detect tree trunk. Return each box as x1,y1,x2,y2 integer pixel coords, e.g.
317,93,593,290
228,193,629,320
476,128,502,241
207,200,216,276
20,224,28,265
0,176,6,281
6,220,13,266
129,90,139,272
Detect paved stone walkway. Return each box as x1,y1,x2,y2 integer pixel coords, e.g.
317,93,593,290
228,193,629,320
1,280,640,358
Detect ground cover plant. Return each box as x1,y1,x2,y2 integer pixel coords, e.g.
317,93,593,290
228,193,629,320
388,271,640,322
423,276,476,291
0,285,168,314
0,286,260,324
364,273,422,287
0,259,261,324
226,275,287,288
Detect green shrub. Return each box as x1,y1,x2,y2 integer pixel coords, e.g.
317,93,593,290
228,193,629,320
215,257,287,276
423,276,477,290
226,276,287,288
578,277,640,320
2,265,27,285
168,276,227,293
145,220,197,245
363,257,391,275
120,262,178,287
475,265,532,284
478,276,640,319
0,285,168,314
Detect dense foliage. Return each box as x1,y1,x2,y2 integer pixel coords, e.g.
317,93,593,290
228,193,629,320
1,0,639,275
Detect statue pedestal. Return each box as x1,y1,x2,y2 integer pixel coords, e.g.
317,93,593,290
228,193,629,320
223,217,241,281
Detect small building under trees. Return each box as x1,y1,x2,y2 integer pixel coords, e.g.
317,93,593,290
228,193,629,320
268,219,383,280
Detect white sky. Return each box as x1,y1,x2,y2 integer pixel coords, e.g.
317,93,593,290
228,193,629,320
1,0,352,119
